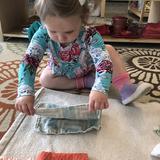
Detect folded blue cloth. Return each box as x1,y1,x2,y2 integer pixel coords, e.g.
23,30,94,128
34,88,101,134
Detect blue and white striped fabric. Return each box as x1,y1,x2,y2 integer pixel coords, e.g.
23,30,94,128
34,88,101,134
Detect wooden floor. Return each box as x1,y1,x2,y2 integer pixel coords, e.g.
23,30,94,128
103,35,160,44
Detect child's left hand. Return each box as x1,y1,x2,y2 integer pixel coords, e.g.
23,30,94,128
89,90,109,112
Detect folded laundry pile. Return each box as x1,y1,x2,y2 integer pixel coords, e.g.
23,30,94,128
36,151,89,160
34,88,101,134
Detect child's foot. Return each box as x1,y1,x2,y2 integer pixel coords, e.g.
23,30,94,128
120,82,153,105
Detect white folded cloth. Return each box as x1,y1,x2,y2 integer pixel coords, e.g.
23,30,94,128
151,143,160,157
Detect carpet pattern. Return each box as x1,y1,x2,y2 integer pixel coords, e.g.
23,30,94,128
0,42,159,140
118,48,160,101
0,42,48,140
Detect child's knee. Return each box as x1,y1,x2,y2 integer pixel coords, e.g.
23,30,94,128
39,72,50,87
40,67,52,87
39,74,47,87
40,71,56,88
106,45,117,56
106,44,113,49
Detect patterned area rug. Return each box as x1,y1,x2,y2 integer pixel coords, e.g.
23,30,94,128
118,48,160,102
0,42,48,140
0,42,160,140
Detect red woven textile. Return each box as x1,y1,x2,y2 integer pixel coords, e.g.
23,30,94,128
95,25,110,35
36,151,89,160
142,22,160,38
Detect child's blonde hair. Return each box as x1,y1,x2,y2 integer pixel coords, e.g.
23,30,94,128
35,0,100,24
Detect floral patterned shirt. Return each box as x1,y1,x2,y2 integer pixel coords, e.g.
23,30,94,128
18,26,112,97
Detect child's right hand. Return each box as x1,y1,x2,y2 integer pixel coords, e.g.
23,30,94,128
15,96,35,115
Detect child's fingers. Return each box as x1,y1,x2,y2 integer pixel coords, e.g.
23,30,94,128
27,103,35,115
96,101,109,110
89,101,109,111
15,103,19,111
16,105,22,113
21,104,31,115
94,101,101,110
89,100,95,112
104,101,109,109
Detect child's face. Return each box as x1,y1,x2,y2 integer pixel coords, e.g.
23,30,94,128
44,15,82,44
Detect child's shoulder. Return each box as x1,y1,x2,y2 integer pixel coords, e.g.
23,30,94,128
84,26,97,35
82,26,102,42
39,25,48,34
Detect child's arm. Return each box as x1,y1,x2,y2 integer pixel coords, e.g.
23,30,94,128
88,29,112,95
16,26,49,115
88,29,113,111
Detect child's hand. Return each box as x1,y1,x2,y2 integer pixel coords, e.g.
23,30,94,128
15,96,35,115
89,90,109,112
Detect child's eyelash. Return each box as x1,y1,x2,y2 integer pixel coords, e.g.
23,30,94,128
51,31,56,33
50,31,73,34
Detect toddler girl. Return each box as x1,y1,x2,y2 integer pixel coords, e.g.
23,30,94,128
15,0,152,115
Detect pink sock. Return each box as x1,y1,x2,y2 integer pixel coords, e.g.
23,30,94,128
112,72,131,91
76,77,85,89
84,73,95,88
76,73,95,89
